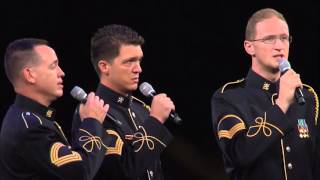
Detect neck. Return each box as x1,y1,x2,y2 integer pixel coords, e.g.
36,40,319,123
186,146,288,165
15,87,51,107
100,78,129,97
251,66,280,83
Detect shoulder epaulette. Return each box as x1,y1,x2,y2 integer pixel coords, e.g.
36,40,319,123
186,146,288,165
303,84,319,125
21,112,43,128
132,96,151,111
221,78,245,94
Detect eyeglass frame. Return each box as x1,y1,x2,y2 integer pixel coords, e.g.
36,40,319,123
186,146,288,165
248,35,293,44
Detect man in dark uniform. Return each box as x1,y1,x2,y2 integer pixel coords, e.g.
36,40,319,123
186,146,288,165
72,24,174,180
211,8,319,180
0,38,109,180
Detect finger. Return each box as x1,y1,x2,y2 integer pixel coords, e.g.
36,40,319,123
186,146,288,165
85,92,95,104
157,93,167,98
99,99,104,106
79,103,84,112
103,104,109,112
87,92,95,99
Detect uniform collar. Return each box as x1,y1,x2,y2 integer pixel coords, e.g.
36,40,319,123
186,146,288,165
245,69,279,94
96,83,132,108
14,94,56,121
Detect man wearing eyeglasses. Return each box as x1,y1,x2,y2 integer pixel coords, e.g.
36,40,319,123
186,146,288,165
211,8,319,180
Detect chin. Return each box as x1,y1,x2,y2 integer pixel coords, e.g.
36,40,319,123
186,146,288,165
132,85,138,91
56,90,64,97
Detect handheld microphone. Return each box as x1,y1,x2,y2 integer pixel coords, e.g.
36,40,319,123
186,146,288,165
279,59,305,105
70,86,122,126
139,82,182,124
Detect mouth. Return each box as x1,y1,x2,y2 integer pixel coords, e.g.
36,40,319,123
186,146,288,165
132,77,139,83
273,54,285,61
57,82,64,88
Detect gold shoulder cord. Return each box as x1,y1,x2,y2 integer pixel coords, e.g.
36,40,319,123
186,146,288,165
221,78,245,93
132,96,151,110
303,84,319,125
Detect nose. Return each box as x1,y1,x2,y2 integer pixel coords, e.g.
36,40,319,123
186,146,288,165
133,62,142,73
273,38,286,51
57,65,65,77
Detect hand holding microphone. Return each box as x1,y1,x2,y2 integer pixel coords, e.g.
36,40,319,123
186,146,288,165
277,59,305,112
139,82,182,124
70,86,122,126
78,92,109,124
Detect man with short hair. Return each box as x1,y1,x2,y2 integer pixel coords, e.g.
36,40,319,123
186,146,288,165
0,38,109,180
72,24,175,180
211,8,319,180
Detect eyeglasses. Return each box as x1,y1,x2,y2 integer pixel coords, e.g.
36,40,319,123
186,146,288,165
249,35,292,44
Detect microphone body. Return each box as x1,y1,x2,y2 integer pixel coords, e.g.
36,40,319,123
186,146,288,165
139,82,182,124
279,59,305,105
70,86,122,126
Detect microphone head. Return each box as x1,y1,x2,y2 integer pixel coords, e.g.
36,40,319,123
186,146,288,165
139,82,156,97
70,86,87,102
279,59,291,73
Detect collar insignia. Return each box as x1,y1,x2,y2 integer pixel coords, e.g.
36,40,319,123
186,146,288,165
117,97,124,104
262,82,270,91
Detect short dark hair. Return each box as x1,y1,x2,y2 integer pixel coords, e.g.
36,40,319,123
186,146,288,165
245,8,288,40
90,24,145,75
4,38,49,85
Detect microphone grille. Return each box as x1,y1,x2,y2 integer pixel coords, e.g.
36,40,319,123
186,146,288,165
139,82,155,97
279,59,291,73
70,86,87,101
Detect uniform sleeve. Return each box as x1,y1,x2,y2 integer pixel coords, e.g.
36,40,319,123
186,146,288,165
21,112,106,180
96,116,172,179
211,92,294,167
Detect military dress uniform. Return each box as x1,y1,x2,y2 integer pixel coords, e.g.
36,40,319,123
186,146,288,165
0,95,107,180
211,70,320,180
72,84,173,180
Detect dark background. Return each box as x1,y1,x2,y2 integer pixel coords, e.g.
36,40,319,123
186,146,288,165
0,1,319,179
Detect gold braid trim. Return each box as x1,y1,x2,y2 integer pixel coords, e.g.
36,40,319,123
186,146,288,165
280,139,288,180
79,129,104,152
105,130,124,156
132,96,151,111
217,114,246,139
50,142,82,167
221,78,245,93
247,112,284,137
303,84,319,125
132,126,166,152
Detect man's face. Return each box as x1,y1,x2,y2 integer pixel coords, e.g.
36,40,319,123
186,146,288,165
31,45,65,102
104,44,143,95
245,16,290,73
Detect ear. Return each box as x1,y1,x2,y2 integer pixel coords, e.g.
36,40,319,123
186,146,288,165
244,40,255,56
98,60,110,75
22,67,36,84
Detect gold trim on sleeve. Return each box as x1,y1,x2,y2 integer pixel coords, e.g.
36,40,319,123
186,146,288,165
79,129,103,152
247,112,284,137
217,114,246,139
50,142,82,167
105,130,124,156
132,126,166,152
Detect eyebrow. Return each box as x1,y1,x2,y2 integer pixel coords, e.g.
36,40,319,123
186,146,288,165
123,56,143,62
50,59,59,66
